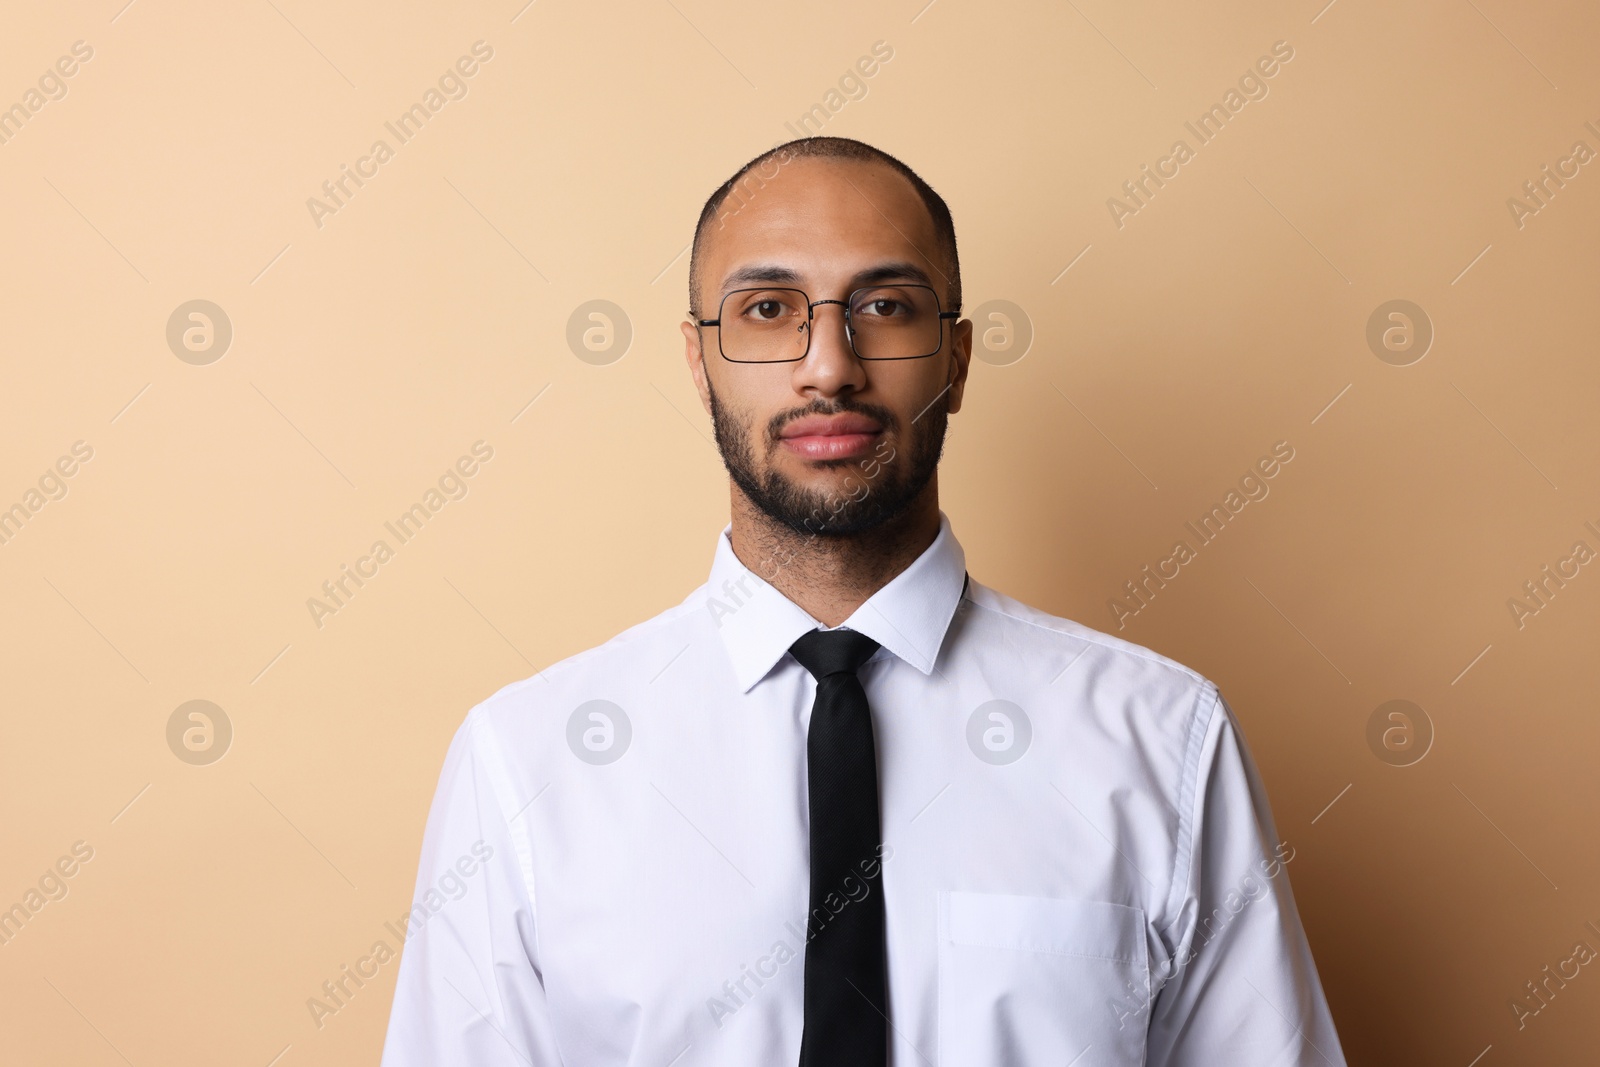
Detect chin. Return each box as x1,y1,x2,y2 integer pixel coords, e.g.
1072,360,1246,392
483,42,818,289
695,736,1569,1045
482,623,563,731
776,499,899,539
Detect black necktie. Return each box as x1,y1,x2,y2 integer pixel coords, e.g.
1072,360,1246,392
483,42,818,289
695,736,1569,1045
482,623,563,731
789,627,889,1067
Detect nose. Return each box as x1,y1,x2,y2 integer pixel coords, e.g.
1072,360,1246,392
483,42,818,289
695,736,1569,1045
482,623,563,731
793,301,867,396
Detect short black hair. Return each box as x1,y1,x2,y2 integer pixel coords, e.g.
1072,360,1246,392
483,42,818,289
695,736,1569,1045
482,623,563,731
688,136,961,319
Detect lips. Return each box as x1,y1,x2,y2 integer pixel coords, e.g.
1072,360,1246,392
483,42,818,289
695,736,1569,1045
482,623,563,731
779,413,883,461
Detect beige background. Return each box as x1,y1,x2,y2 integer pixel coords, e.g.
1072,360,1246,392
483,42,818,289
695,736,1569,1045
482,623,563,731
2,0,1597,1063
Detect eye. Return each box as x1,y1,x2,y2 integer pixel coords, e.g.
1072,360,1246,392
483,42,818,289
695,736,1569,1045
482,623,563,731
734,292,801,323
861,298,904,318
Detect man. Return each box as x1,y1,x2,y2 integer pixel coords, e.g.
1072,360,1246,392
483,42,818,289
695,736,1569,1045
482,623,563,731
381,135,1347,1065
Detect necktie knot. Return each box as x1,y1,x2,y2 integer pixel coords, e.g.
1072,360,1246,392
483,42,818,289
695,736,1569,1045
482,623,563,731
789,627,881,680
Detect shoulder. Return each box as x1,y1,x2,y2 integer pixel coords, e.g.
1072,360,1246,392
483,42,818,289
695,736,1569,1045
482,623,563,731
959,577,1221,737
963,578,1212,689
461,583,713,737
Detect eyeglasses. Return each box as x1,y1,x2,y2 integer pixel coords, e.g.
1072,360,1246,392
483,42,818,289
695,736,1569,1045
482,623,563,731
696,284,959,363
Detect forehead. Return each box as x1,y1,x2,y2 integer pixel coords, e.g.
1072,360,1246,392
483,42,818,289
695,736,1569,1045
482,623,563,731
703,156,943,296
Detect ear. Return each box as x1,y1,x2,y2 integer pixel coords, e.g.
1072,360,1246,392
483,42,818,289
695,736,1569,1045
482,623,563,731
682,317,713,415
944,316,973,415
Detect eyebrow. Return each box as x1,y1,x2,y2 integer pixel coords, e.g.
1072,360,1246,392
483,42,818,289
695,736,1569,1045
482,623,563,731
718,260,937,295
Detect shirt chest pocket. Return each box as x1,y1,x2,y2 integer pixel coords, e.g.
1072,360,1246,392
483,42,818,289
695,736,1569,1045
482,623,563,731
937,891,1152,1066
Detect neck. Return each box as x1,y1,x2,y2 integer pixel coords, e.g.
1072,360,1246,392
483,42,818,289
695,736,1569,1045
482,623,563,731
727,480,941,628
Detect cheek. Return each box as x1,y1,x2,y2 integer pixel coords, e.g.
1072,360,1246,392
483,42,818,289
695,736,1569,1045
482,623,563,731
894,367,952,425
714,375,787,443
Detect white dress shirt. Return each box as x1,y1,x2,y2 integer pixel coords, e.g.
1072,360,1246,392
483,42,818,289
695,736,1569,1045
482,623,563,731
381,510,1346,1066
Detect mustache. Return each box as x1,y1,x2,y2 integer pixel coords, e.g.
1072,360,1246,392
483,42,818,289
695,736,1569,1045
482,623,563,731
766,399,898,445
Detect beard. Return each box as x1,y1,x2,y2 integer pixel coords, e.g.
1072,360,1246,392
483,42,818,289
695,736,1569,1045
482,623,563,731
706,371,950,538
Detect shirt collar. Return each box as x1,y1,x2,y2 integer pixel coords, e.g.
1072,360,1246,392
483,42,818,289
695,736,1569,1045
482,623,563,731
704,509,969,693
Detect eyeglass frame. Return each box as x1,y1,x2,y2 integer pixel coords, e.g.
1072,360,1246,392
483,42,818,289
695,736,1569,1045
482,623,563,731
694,283,961,364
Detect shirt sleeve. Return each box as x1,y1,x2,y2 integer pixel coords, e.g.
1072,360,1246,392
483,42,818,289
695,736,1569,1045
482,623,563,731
1145,686,1347,1066
381,708,567,1066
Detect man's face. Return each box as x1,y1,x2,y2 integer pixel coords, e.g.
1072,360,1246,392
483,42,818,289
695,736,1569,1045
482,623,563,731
681,157,972,538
